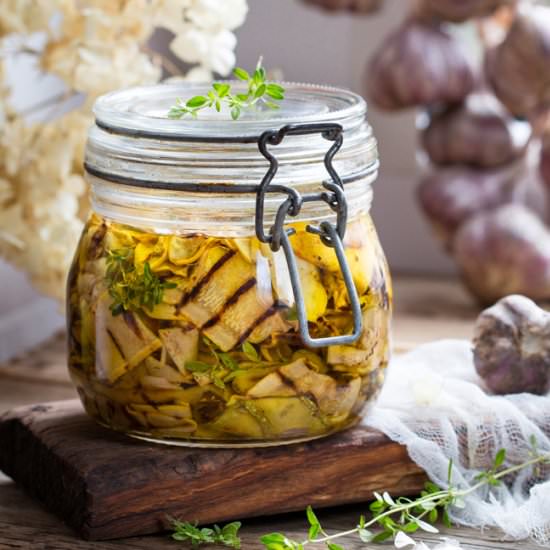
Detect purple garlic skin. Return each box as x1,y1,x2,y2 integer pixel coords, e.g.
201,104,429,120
421,97,531,169
420,0,513,23
417,166,517,249
366,20,475,111
486,5,550,118
473,294,550,395
302,0,383,13
454,204,550,305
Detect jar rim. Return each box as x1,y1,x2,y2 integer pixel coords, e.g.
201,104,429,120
93,81,367,142
86,81,378,212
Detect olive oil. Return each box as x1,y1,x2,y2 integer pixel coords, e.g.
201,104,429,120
68,212,392,444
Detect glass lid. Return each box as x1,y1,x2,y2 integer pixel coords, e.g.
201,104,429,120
93,82,367,141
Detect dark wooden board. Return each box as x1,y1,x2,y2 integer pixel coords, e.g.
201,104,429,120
0,400,426,541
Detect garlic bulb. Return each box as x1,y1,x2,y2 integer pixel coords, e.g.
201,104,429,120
486,4,550,118
419,0,514,23
366,19,475,111
421,94,531,169
301,0,383,13
473,294,550,395
417,166,517,248
453,204,550,305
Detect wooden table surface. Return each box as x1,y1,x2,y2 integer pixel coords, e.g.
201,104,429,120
0,276,540,549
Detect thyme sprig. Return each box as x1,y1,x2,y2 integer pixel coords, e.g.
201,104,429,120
171,520,241,549
168,58,285,121
184,337,240,389
169,446,549,549
260,446,550,550
106,247,176,316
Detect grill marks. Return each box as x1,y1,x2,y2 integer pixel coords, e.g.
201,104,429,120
202,277,257,329
202,276,277,350
235,304,281,347
122,311,142,339
202,278,285,350
176,249,236,312
106,328,125,359
167,245,288,351
277,370,319,409
87,222,107,260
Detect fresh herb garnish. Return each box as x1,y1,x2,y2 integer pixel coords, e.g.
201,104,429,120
168,58,285,121
168,446,549,548
184,338,240,387
219,352,239,371
242,341,260,362
171,520,241,549
106,248,176,316
259,446,550,549
184,360,212,373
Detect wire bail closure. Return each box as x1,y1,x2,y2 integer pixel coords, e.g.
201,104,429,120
255,123,363,348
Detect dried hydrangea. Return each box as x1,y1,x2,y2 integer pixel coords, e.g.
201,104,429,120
0,0,248,301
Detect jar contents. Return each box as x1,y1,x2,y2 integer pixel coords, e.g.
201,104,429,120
68,212,391,445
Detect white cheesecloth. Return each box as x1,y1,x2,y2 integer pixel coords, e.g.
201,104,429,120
364,339,550,547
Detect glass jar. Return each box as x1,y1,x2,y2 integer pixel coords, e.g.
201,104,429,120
67,82,392,447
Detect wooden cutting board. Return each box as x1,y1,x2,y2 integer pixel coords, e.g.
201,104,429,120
0,400,426,541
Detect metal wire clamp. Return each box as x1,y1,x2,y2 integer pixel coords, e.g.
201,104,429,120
255,123,363,348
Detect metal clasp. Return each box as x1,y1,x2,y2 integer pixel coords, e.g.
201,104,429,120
255,123,363,348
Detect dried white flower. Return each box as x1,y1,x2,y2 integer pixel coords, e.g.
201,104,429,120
0,0,57,34
0,0,248,301
181,65,215,82
170,27,237,76
152,0,194,33
170,26,210,64
187,0,249,31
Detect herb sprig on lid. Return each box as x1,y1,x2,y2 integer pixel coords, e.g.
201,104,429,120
168,58,285,121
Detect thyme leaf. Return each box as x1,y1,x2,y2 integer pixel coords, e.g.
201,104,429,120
184,360,212,373
171,520,241,549
242,341,260,362
168,58,285,121
185,338,240,387
106,248,176,315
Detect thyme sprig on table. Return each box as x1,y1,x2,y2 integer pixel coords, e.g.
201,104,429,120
168,58,285,120
171,520,242,549
170,444,550,549
106,247,176,316
261,445,550,549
